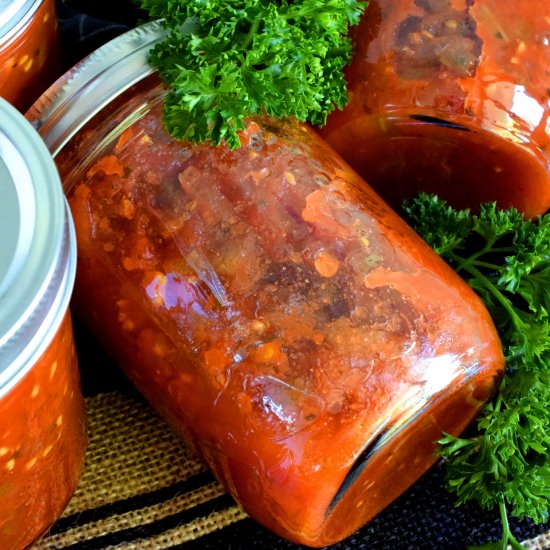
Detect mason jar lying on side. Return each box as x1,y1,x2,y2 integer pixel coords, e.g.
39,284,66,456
0,0,60,112
28,22,505,547
320,0,550,217
0,98,86,549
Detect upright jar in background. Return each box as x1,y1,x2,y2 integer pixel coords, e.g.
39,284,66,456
0,98,86,549
320,0,550,217
0,0,60,112
28,23,504,547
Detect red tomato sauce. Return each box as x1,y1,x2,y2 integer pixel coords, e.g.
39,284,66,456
0,313,86,550
320,0,550,217
0,0,60,112
60,105,504,546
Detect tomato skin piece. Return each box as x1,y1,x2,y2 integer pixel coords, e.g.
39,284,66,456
55,99,505,547
320,0,550,217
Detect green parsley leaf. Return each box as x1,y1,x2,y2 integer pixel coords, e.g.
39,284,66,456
403,193,550,550
139,0,367,148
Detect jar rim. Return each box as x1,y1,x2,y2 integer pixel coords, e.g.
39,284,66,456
27,20,169,157
0,0,43,43
0,98,76,397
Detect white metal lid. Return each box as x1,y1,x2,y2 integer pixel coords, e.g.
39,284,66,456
0,0,41,42
0,97,76,397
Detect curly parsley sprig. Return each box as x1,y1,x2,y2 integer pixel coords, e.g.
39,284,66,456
139,0,367,148
403,193,550,550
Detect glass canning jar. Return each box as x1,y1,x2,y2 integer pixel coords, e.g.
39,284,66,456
320,0,550,217
28,22,504,547
0,98,86,549
0,0,60,112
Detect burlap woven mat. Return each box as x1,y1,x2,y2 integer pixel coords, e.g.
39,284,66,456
31,389,549,550
32,391,246,550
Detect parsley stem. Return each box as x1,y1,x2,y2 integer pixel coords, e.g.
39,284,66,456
483,247,517,254
240,18,260,52
499,498,526,550
452,239,497,272
451,239,515,274
470,260,502,272
447,252,523,331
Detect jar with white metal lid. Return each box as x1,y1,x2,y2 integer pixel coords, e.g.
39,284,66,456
0,97,86,550
0,0,60,111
